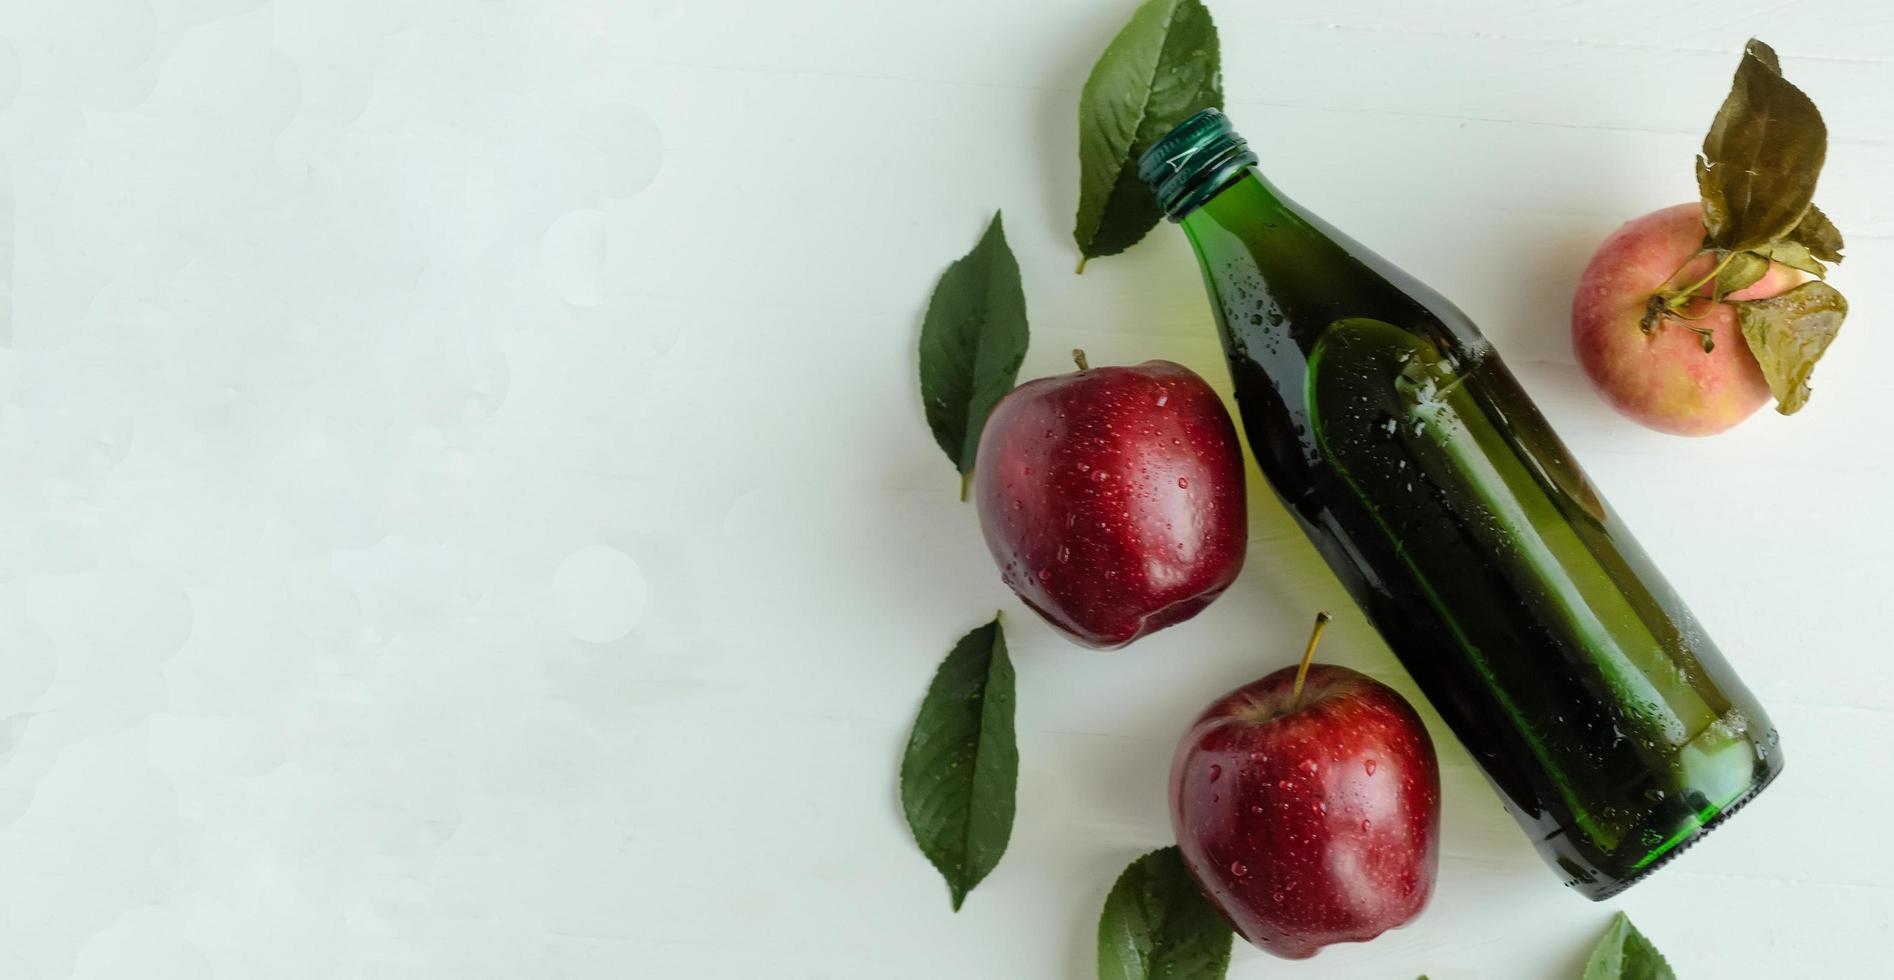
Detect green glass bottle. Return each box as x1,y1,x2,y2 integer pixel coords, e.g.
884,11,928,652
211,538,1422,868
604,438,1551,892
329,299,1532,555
1139,110,1780,898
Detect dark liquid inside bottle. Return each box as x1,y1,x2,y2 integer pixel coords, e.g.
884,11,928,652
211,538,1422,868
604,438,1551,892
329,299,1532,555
1142,111,1780,897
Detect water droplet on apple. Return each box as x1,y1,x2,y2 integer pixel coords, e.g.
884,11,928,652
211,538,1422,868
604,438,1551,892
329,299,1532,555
1250,804,1265,815
1363,759,1377,775
1056,546,1070,564
1299,759,1319,776
1271,891,1284,903
1090,469,1109,482
1208,764,1222,783
1277,779,1294,792
1076,462,1090,472
1155,392,1169,407
1176,476,1189,489
1229,861,1248,878
1036,568,1052,582
1361,818,1372,831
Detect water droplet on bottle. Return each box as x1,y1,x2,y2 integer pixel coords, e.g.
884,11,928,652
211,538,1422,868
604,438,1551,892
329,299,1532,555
1176,476,1190,489
1363,759,1377,775
1248,313,1263,325
1229,861,1248,878
1644,787,1666,803
1208,764,1222,783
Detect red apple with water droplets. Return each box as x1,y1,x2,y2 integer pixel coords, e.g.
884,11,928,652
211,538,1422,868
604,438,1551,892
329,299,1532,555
972,351,1246,649
1171,614,1440,959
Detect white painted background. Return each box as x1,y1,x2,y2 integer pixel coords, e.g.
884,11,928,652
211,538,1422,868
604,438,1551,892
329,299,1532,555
0,1,1889,977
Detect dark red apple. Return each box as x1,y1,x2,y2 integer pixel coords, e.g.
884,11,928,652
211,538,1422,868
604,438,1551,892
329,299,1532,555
972,351,1246,649
1171,614,1440,959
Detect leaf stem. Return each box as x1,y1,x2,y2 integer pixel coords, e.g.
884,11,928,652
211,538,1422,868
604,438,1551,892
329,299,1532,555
1662,250,1739,311
1075,255,1089,275
1654,248,1710,294
959,471,971,502
1289,612,1332,707
1072,348,1091,371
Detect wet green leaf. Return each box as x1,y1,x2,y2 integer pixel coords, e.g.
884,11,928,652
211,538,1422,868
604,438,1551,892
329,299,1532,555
1097,847,1232,980
1736,280,1847,415
900,616,1017,910
1713,250,1769,298
1075,0,1222,266
918,213,1029,488
1696,38,1827,251
1581,912,1676,980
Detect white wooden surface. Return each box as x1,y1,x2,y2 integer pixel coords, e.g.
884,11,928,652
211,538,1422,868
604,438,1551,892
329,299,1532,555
1,1,1890,977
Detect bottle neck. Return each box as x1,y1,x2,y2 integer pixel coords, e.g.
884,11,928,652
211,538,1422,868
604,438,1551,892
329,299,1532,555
1138,109,1260,221
1178,167,1290,238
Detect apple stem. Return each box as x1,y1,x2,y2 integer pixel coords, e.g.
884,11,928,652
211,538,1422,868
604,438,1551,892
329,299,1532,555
1072,348,1090,371
1290,612,1333,707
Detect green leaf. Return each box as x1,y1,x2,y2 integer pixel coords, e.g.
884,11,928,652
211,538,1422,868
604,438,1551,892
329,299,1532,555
1696,38,1828,251
1075,0,1222,266
1097,847,1233,980
1736,279,1847,415
1785,201,1845,263
1581,912,1677,980
1713,250,1769,298
1757,238,1825,277
900,615,1018,910
918,213,1030,487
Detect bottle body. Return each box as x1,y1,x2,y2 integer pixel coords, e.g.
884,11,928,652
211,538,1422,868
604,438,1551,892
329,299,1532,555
1149,118,1780,898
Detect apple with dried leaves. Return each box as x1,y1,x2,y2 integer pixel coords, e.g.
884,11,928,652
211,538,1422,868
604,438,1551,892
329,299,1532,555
1571,38,1848,436
1572,204,1803,435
